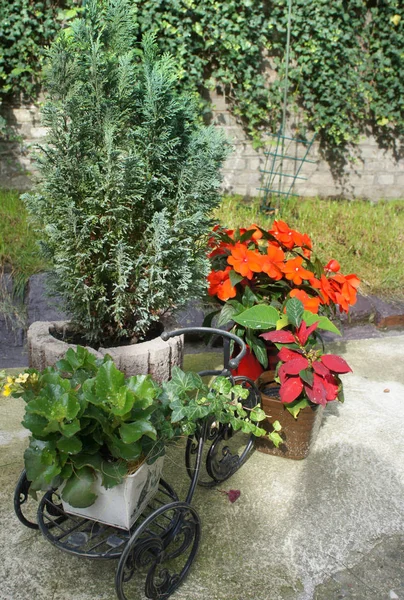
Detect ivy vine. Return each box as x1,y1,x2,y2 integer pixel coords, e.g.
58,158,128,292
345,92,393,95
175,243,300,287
0,1,78,101
1,0,403,163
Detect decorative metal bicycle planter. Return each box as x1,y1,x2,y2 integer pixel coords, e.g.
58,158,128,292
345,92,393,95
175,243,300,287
13,327,260,600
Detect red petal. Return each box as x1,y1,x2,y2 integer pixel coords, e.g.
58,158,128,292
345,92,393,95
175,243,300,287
280,357,309,375
312,361,330,377
277,348,302,362
297,320,319,345
321,355,352,374
227,489,241,503
322,373,339,401
304,380,327,406
280,376,303,403
260,331,295,343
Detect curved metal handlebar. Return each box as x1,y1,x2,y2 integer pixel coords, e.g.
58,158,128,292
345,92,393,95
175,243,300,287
161,327,246,371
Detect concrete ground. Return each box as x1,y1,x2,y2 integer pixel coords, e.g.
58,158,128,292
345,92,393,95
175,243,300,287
0,336,403,600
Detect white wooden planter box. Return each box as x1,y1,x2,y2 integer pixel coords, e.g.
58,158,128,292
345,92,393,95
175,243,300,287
61,456,165,530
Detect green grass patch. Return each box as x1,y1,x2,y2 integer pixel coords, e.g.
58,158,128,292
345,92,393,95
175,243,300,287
1,189,403,301
214,196,404,300
0,190,47,297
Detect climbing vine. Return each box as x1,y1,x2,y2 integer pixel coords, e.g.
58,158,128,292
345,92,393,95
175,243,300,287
0,1,79,101
0,0,403,158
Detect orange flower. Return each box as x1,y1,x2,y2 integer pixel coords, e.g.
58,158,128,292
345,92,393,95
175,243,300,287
289,289,321,314
269,220,296,249
310,275,336,305
227,242,263,280
269,220,312,252
249,223,263,241
261,244,285,280
282,257,314,285
325,259,340,273
329,273,360,312
207,267,237,301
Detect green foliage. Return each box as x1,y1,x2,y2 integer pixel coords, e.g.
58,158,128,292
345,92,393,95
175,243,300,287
1,1,403,161
132,0,404,155
0,1,79,100
2,345,282,507
132,0,272,144
267,0,404,159
23,0,229,345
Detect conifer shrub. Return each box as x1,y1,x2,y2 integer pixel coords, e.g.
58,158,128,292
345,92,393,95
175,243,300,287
23,0,229,346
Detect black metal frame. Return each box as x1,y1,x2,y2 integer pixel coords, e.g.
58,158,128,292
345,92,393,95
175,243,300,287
13,327,259,600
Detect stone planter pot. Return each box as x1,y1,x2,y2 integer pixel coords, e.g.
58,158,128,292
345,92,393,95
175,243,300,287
61,456,165,530
27,320,183,383
254,371,324,460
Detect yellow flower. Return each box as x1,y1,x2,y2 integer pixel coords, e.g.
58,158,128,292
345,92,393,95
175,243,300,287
2,384,12,397
391,14,401,26
15,373,29,384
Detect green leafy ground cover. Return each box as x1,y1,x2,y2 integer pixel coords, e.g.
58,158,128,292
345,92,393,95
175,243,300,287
1,189,404,301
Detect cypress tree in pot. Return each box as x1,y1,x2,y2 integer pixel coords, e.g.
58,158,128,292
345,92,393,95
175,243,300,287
24,0,229,378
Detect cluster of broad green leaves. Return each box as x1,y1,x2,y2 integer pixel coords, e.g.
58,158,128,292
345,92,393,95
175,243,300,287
19,346,164,508
23,0,229,345
13,346,281,508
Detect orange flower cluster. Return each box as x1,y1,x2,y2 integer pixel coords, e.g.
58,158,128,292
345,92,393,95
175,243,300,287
207,220,360,313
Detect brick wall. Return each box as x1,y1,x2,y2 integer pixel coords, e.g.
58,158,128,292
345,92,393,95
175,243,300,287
1,97,403,200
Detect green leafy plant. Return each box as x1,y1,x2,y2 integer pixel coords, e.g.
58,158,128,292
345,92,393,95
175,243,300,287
22,0,229,346
1,345,282,508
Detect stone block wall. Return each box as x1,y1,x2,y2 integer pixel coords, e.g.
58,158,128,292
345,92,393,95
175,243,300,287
211,92,404,201
1,97,403,200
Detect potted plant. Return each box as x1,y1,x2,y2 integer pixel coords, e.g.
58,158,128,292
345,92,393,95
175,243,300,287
1,346,282,528
232,297,353,458
207,219,360,380
23,0,230,380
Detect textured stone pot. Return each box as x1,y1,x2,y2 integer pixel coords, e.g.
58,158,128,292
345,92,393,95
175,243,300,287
27,320,183,383
254,371,324,460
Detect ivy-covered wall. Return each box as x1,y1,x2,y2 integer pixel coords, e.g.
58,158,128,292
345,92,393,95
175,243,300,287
0,0,403,198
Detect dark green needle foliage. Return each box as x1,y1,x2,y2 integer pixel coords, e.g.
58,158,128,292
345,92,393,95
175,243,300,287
23,0,229,346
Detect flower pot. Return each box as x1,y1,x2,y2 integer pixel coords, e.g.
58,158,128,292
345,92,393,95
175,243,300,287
61,456,165,530
255,371,324,460
27,320,183,383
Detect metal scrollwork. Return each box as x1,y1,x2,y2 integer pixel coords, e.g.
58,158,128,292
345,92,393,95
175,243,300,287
13,469,39,530
115,502,200,600
185,375,261,487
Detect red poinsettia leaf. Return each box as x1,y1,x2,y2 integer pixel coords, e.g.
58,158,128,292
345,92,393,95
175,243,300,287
280,356,309,375
280,376,303,403
322,373,340,401
304,379,327,406
277,347,303,362
260,330,295,343
227,489,241,503
321,354,352,374
297,320,319,345
312,361,330,377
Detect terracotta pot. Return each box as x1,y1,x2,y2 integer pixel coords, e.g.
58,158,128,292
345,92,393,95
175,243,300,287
255,371,324,460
